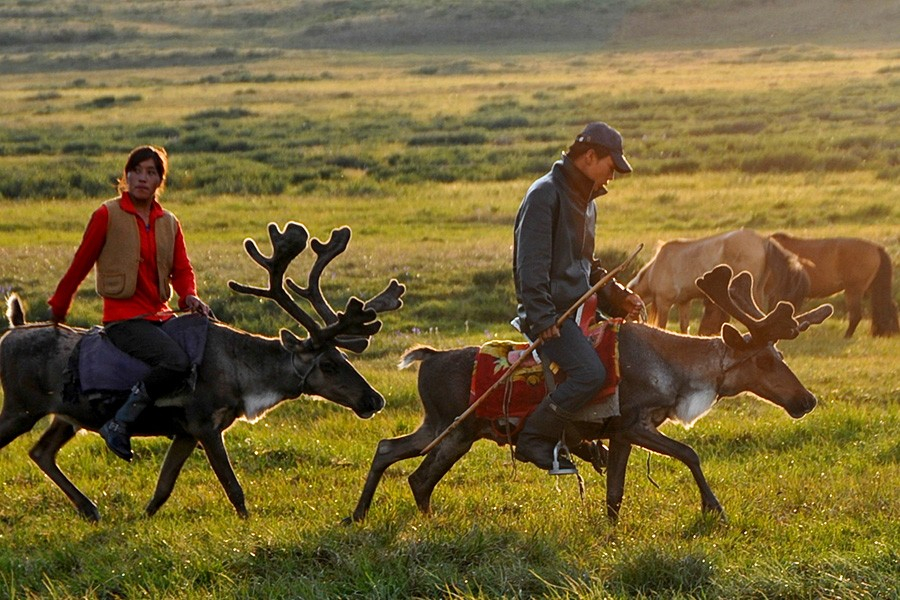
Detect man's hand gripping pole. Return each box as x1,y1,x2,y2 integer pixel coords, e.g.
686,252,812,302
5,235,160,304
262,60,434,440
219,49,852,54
420,243,643,456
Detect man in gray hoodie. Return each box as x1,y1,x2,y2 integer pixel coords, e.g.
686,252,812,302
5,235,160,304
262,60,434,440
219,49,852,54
513,121,643,474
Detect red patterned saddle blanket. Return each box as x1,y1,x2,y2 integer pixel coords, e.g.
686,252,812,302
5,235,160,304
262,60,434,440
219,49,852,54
469,319,621,432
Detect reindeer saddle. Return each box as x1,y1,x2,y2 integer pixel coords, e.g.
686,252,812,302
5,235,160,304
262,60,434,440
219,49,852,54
67,314,209,401
469,318,622,439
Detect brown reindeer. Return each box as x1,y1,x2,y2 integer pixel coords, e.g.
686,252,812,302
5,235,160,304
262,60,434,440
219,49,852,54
0,222,404,521
347,265,831,523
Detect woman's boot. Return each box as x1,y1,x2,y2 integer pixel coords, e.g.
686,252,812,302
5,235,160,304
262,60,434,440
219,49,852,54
99,382,152,462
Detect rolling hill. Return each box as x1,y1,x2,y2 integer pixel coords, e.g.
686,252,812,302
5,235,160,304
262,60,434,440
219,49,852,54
0,0,896,75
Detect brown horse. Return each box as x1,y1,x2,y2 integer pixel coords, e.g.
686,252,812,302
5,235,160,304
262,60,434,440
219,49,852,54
627,229,808,335
769,233,899,338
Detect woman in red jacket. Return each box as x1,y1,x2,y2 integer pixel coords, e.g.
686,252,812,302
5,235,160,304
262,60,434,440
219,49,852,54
48,145,211,462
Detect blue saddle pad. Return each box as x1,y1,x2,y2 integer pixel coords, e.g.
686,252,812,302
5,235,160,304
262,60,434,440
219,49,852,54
77,314,209,393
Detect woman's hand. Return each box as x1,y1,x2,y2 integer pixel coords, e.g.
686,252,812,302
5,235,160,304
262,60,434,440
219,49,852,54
184,294,211,317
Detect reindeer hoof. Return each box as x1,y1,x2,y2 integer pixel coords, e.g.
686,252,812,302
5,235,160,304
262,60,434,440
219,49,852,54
702,503,727,522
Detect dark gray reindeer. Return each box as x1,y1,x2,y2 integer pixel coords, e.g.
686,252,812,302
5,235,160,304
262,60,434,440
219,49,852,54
348,265,831,523
0,222,403,521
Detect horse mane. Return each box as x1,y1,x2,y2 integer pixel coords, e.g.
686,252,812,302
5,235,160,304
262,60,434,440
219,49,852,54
763,238,809,310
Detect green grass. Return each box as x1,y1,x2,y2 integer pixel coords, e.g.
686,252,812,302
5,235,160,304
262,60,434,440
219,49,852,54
1,3,899,597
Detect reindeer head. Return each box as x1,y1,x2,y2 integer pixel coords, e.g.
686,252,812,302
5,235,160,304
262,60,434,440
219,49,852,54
696,265,832,418
228,222,405,417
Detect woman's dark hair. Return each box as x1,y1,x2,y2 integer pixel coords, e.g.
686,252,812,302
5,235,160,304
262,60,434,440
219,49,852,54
566,141,611,161
117,145,168,194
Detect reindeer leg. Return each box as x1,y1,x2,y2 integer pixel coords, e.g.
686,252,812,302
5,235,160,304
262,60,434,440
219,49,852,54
605,436,632,523
346,426,437,524
625,427,725,518
145,434,198,517
0,409,41,451
407,428,475,516
28,417,100,521
198,432,248,518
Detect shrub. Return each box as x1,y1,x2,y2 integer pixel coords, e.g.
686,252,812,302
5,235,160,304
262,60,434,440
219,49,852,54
136,126,181,139
187,107,255,121
80,95,117,109
25,91,62,101
0,159,112,200
173,156,287,195
740,151,816,173
61,142,103,155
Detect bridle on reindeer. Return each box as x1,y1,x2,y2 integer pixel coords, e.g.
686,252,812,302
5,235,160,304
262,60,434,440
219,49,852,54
695,265,833,396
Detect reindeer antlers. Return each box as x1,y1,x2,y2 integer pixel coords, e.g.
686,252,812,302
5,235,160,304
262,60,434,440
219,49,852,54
229,222,405,352
696,265,832,350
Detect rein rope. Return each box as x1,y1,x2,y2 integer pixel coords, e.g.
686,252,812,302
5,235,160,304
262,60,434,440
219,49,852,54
290,350,324,394
714,343,771,396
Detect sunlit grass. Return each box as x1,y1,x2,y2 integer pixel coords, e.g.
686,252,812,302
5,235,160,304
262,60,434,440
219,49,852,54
0,21,898,599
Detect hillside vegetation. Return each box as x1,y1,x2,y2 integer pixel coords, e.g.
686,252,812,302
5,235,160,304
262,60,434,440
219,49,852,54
1,0,897,72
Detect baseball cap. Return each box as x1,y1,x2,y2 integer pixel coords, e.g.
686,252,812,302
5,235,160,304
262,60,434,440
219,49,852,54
575,122,632,173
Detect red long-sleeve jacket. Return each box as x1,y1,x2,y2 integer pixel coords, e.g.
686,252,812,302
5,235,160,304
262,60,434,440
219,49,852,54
48,192,198,324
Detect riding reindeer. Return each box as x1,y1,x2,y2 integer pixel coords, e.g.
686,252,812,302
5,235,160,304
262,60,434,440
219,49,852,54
0,222,404,521
347,265,831,523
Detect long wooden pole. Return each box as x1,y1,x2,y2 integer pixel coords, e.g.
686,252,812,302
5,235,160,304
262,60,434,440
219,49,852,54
419,244,643,456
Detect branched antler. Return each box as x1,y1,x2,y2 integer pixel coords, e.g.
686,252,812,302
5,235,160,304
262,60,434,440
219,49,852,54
229,222,323,336
287,227,352,325
696,265,830,350
725,270,832,332
229,222,405,352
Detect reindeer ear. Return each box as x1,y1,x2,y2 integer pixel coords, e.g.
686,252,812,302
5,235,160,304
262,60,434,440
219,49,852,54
721,323,751,350
279,328,305,351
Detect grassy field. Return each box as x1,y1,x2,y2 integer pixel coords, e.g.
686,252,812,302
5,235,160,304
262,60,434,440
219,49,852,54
1,2,899,598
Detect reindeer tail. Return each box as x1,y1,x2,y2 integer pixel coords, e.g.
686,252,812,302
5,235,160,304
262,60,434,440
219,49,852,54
5,293,26,327
397,345,439,370
870,247,899,337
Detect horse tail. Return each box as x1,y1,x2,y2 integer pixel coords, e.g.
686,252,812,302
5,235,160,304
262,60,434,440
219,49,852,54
5,293,26,327
870,247,899,337
763,238,810,310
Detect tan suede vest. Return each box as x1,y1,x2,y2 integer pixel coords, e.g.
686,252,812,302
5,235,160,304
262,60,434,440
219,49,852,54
95,198,177,301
